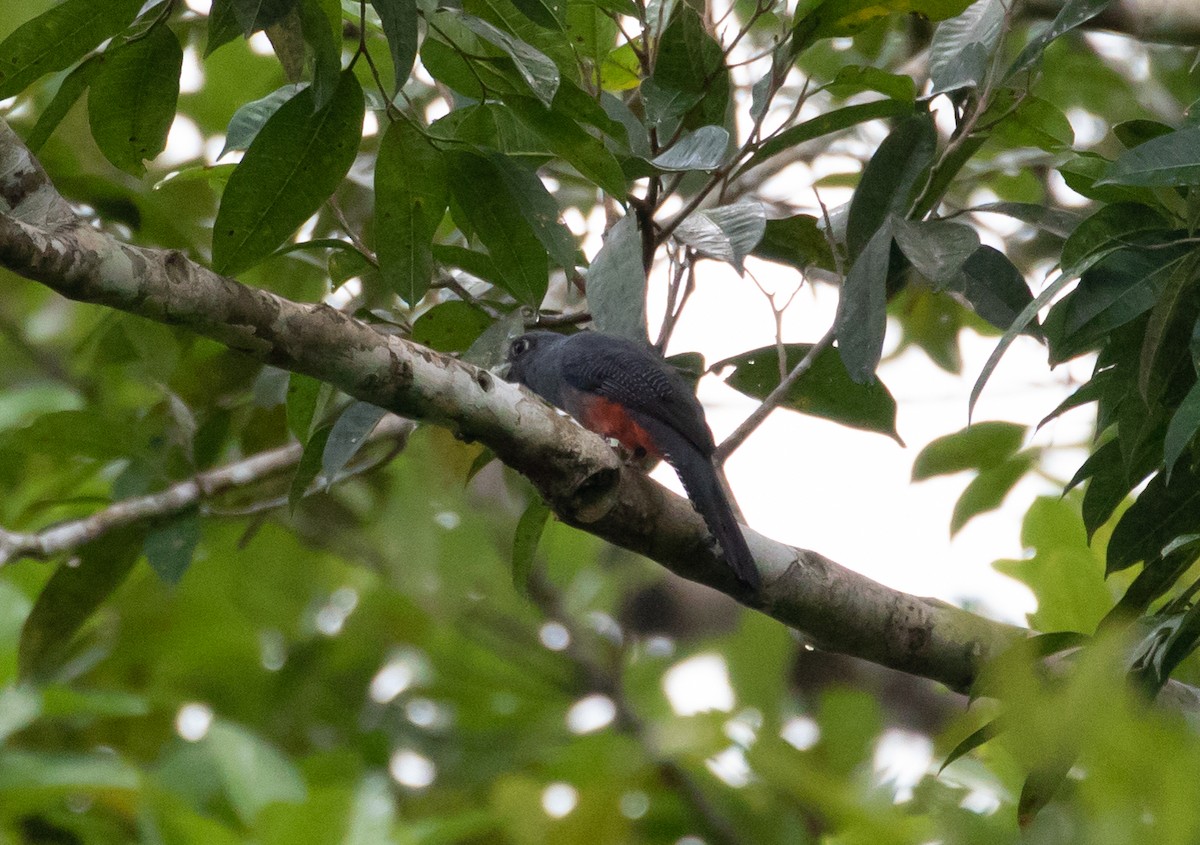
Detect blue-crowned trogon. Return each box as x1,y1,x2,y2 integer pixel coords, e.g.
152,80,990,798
506,330,759,589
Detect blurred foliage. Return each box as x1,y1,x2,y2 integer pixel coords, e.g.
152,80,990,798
3,0,1200,840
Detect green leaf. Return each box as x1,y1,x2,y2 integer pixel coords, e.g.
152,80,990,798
970,272,1074,419
969,201,1080,239
846,112,936,259
827,65,917,101
1046,249,1187,364
370,0,419,92
0,748,140,792
24,55,101,153
222,86,304,156
835,221,893,384
1138,253,1200,399
206,0,246,55
205,720,306,824
950,453,1032,535
988,94,1074,152
993,496,1111,632
286,373,332,441
912,421,1026,480
289,423,332,509
411,300,493,352
741,99,913,176
375,120,448,305
891,218,979,288
792,0,974,51
752,214,837,273
1005,0,1112,80
230,0,298,34
322,401,389,480
1108,465,1200,575
463,307,529,368
143,509,202,585
928,0,1003,94
486,152,578,271
717,342,902,441
1100,125,1200,187
511,0,564,27
950,246,1036,332
19,527,145,681
503,96,626,197
588,215,648,345
87,25,183,176
212,71,364,276
298,0,341,110
651,6,729,130
939,719,1002,772
512,497,551,595
650,125,730,172
446,151,548,306
1165,381,1200,481
0,0,145,99
460,15,560,106
672,202,766,274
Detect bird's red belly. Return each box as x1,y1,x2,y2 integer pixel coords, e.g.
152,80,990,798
574,395,662,458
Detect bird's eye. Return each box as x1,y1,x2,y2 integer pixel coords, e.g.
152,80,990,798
510,337,531,357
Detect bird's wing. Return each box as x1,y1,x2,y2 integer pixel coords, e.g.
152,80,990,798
559,334,716,456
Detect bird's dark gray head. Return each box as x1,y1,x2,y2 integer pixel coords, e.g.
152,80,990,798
505,330,568,406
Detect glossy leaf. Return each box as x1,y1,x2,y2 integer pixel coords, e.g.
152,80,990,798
792,0,974,50
322,401,389,480
1165,382,1200,481
19,527,145,680
370,0,419,92
1108,464,1200,574
912,421,1026,480
1005,0,1113,80
24,55,101,153
287,373,332,441
752,214,837,273
289,423,332,508
503,96,626,196
143,509,201,585
212,72,364,275
950,246,1036,332
846,112,936,259
87,25,183,176
835,221,893,384
929,0,1003,94
221,84,303,155
411,300,493,352
969,201,1080,239
891,218,979,288
0,0,144,99
446,151,549,306
650,125,730,172
671,201,766,274
375,120,448,305
460,15,560,106
742,99,913,176
512,497,551,595
588,215,648,345
1100,125,1200,187
717,343,902,441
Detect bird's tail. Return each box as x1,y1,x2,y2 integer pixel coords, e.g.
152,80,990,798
644,422,760,589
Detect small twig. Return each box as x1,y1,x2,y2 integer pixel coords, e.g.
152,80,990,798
715,326,836,463
0,415,414,566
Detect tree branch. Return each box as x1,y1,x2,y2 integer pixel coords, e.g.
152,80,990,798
0,118,1192,707
0,415,414,566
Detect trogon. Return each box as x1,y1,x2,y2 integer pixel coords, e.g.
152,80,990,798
505,330,760,589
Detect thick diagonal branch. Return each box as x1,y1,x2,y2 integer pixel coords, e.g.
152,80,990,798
0,118,1149,701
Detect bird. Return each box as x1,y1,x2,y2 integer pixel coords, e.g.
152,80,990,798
505,330,760,589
